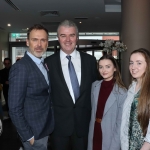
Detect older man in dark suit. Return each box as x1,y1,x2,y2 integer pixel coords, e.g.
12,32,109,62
8,24,54,150
45,20,97,150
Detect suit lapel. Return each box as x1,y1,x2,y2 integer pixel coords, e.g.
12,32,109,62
103,84,118,116
93,81,101,115
55,52,71,94
42,62,51,90
24,53,48,86
79,52,88,95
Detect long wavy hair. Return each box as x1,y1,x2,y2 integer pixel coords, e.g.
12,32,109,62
98,54,126,89
130,48,150,136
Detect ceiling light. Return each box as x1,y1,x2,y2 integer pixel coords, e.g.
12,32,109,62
79,22,82,24
7,24,11,26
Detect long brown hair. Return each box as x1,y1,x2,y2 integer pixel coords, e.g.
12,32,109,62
98,54,126,89
130,48,150,136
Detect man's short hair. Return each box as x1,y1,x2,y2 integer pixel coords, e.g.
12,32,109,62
57,20,79,36
27,24,49,39
4,58,11,62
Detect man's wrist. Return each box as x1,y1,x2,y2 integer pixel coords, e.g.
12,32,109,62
27,136,34,141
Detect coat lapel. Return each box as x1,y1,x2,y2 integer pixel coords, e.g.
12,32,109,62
93,81,101,115
103,84,118,116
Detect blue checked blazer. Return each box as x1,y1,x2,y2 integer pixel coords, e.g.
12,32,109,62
8,52,54,142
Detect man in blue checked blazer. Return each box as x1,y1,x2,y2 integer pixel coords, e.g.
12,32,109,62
8,24,54,150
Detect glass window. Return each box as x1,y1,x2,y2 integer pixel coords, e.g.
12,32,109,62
94,50,103,60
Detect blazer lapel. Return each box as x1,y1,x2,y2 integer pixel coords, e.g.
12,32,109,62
42,62,51,90
25,53,49,87
103,84,118,116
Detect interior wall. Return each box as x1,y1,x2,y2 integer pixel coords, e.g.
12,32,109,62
0,30,9,69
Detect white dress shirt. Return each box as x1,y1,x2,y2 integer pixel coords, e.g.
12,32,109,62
60,49,81,103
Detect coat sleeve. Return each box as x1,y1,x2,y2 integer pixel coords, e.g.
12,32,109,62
109,90,127,150
87,82,96,150
8,63,33,141
144,119,150,143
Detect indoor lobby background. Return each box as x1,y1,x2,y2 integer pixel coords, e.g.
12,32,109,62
0,1,150,149
0,0,150,87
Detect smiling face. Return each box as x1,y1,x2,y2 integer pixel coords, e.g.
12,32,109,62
99,59,116,81
26,29,48,58
129,52,147,82
57,26,78,54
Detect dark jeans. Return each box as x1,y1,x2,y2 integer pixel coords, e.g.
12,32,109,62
3,89,9,111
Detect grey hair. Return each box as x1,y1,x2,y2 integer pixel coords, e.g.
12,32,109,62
57,20,79,36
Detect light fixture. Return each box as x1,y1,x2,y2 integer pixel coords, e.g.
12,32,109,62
7,24,11,26
79,22,82,24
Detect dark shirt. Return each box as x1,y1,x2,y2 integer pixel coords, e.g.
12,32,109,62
0,67,10,88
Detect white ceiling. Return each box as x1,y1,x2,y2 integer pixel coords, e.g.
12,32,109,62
0,0,121,33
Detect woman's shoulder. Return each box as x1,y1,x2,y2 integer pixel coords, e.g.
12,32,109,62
92,80,102,86
114,84,127,95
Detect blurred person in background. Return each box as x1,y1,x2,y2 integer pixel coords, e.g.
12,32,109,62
0,58,11,114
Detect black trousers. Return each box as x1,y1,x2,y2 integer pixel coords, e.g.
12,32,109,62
3,88,9,111
50,131,88,150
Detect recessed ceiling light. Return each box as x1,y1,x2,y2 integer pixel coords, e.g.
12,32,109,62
79,22,82,24
27,28,29,30
7,24,11,27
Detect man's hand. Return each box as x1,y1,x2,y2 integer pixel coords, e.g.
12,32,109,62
29,137,34,145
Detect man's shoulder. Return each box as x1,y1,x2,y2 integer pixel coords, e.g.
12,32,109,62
79,52,97,64
0,68,5,72
16,55,29,65
79,51,96,60
45,53,59,62
11,55,32,70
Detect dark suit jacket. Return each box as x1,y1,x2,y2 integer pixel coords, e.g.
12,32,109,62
45,51,97,137
8,53,54,141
